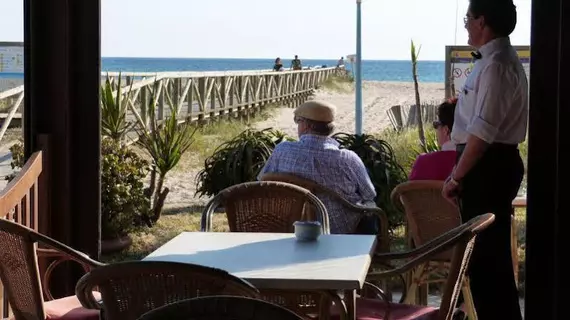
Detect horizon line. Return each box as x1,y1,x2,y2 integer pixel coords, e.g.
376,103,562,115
101,56,446,62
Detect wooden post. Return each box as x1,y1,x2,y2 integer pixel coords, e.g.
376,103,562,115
524,0,568,318
187,79,194,118
24,0,101,297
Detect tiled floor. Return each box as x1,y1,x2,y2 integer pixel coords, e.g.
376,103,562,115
390,292,525,316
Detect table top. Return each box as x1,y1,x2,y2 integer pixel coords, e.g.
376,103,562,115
143,232,377,291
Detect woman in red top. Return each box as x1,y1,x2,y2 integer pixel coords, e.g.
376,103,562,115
409,98,458,180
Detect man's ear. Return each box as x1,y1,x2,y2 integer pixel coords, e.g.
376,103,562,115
478,16,486,29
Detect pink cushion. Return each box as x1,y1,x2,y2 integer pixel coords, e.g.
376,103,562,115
44,293,100,320
331,298,439,320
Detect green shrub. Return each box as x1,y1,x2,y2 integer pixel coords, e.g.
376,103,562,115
4,141,24,182
332,133,407,232
101,138,151,239
5,139,151,240
195,128,291,197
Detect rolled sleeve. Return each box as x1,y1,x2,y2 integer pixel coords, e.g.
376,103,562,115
466,62,513,143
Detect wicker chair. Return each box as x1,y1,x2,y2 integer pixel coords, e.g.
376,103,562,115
137,296,304,320
200,181,330,234
391,181,519,317
260,172,389,253
200,181,338,319
0,218,104,320
0,150,103,320
329,213,495,320
75,261,260,320
390,181,476,318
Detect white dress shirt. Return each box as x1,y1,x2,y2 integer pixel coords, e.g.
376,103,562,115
451,37,528,145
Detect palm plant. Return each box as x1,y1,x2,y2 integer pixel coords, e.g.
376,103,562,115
411,40,427,152
135,81,197,225
100,73,133,142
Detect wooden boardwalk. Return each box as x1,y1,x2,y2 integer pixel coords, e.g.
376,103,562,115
0,67,342,142
0,67,343,182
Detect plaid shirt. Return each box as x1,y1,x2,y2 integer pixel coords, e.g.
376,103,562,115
258,134,376,233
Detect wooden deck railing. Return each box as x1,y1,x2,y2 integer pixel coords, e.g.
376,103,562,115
0,150,43,318
0,67,343,142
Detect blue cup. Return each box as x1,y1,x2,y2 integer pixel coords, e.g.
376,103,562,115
293,221,322,241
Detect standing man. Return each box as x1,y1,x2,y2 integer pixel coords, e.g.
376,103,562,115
291,55,302,70
442,0,526,319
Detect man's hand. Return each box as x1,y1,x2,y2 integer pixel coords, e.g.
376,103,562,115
442,177,460,206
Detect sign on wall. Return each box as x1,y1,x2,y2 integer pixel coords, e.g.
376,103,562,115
444,45,530,98
0,42,24,74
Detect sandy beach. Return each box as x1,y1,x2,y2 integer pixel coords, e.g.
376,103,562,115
255,81,445,137
163,80,446,209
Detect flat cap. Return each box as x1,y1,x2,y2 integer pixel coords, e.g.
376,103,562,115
294,100,336,123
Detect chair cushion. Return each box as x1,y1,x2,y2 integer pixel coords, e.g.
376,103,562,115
44,294,100,320
331,298,439,320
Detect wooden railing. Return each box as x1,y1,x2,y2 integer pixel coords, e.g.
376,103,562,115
0,150,43,318
0,67,343,142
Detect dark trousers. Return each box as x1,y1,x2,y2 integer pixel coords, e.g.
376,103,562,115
457,144,523,320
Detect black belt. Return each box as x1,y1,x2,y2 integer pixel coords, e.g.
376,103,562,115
456,143,517,153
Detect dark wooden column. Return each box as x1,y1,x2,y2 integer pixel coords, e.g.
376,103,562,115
525,0,569,318
23,0,101,295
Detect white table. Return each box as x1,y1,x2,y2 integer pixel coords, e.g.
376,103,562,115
144,232,376,290
144,232,377,319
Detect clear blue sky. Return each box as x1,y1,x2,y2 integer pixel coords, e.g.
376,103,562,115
0,0,531,60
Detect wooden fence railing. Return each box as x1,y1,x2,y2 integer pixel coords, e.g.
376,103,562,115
0,149,43,318
0,67,343,142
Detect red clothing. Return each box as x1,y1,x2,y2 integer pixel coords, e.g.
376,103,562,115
409,150,457,181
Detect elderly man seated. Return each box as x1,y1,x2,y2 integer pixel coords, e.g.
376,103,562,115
257,100,376,234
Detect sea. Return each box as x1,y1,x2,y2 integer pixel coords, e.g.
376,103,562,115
0,58,446,87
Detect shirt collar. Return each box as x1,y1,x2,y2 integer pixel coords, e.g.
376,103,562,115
299,134,340,147
478,37,511,59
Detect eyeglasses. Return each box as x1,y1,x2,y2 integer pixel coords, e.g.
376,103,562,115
463,14,477,25
294,116,304,124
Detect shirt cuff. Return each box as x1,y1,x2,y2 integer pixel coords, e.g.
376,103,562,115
466,116,499,144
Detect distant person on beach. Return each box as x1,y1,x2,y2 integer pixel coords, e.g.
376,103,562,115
257,100,376,234
291,55,302,70
273,57,284,71
337,57,345,67
409,98,457,180
441,0,526,319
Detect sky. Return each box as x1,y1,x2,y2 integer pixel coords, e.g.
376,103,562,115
0,0,531,61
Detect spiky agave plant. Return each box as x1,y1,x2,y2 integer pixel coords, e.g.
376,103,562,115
100,73,134,142
135,81,197,225
332,132,407,232
195,128,292,197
